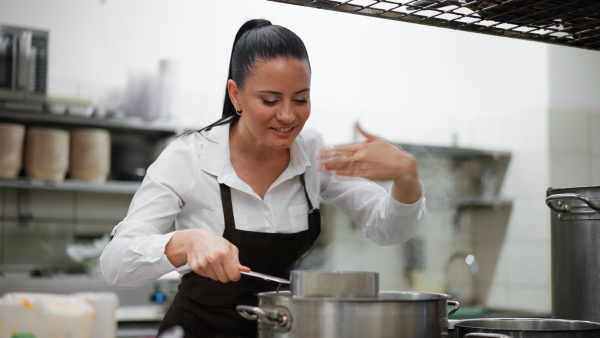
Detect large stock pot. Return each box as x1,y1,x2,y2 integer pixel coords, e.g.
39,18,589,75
546,186,600,322
237,290,460,338
453,318,600,337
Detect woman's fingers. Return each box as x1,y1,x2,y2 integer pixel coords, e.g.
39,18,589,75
204,266,221,282
355,122,377,141
319,154,356,170
223,245,244,282
334,168,363,177
213,265,233,283
317,123,375,172
193,254,241,283
185,229,245,283
211,244,243,283
318,148,352,162
194,261,239,283
317,145,359,171
318,123,418,182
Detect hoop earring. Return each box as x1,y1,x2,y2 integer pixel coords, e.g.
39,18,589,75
235,110,242,116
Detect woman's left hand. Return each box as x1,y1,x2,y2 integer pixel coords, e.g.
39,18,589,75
318,123,422,204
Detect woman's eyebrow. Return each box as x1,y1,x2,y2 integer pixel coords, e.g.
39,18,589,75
258,88,310,95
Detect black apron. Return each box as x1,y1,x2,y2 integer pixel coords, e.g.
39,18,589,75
158,174,321,338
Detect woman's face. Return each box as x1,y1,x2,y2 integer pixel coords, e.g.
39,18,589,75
229,57,311,150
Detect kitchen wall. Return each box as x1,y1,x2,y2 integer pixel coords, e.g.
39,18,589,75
2,0,600,314
548,46,600,187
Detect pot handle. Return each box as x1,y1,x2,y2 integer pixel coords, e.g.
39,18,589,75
546,193,600,215
236,305,263,321
464,333,511,338
447,300,460,316
236,305,291,329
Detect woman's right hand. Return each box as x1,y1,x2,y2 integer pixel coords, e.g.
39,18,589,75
165,228,250,283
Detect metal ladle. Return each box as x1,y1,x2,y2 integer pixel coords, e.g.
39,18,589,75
240,271,290,284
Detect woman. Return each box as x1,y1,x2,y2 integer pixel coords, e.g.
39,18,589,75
100,19,425,337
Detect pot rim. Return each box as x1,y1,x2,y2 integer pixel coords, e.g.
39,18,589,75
454,318,600,331
258,290,452,302
547,185,600,195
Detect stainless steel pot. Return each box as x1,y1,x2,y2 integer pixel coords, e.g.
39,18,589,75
237,291,460,338
453,318,600,337
290,270,378,298
241,270,379,297
546,186,600,322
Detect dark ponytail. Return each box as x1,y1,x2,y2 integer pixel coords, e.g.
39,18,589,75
221,19,274,120
188,19,310,136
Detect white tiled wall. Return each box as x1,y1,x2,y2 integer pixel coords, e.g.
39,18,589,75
548,44,600,187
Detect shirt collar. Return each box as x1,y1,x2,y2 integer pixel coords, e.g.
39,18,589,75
198,123,312,192
198,123,233,182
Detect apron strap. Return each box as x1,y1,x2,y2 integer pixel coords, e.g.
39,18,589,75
219,182,236,230
298,173,316,213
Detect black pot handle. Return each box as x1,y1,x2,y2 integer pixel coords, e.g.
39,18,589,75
546,193,600,215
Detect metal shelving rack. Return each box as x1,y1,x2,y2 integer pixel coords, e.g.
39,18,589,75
269,0,600,51
396,142,512,209
0,110,183,139
0,109,185,194
398,143,510,160
0,178,142,194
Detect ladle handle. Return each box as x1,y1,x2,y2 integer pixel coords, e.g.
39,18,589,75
240,271,290,284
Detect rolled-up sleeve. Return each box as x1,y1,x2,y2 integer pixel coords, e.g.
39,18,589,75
377,182,426,245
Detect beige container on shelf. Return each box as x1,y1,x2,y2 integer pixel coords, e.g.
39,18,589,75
69,128,111,182
0,123,26,179
25,127,70,181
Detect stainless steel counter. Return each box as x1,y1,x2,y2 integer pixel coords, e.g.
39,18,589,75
0,272,180,322
117,321,161,338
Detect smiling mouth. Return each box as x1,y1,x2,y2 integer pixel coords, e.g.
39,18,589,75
273,127,293,132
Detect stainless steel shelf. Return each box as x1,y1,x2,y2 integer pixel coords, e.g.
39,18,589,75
426,196,512,208
456,196,513,208
398,143,511,160
269,0,600,52
0,109,184,138
0,178,141,194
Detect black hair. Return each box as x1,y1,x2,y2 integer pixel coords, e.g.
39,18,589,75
188,19,311,135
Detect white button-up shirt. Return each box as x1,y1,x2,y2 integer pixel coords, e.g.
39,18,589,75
100,124,426,288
